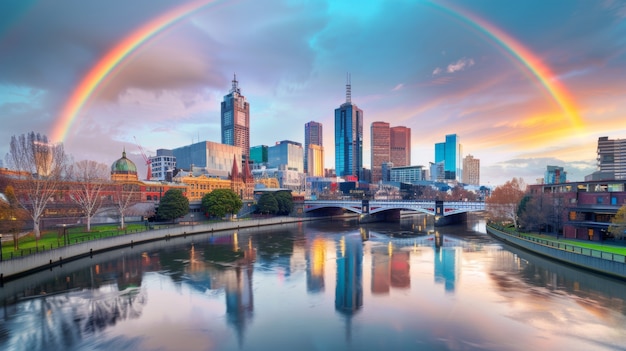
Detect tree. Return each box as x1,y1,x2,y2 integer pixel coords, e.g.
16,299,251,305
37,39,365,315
157,189,189,222
609,205,626,240
113,183,140,229
517,193,549,232
486,177,526,228
0,185,29,249
274,191,293,215
201,189,242,219
6,132,68,242
68,160,110,232
256,193,278,215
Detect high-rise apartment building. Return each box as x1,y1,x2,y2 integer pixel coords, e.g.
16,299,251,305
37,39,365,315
462,154,480,185
435,134,462,181
371,121,390,183
304,121,323,174
221,74,250,160
597,136,626,180
390,126,411,167
335,75,363,179
149,149,176,181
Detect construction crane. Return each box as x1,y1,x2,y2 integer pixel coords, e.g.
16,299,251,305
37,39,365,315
134,136,152,181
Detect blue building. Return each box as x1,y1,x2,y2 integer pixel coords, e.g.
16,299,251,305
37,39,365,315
335,75,363,180
434,134,462,181
545,165,567,184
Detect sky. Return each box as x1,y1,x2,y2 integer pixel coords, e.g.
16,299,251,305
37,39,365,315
1,0,625,186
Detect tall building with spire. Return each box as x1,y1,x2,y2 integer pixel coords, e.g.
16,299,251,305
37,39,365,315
335,74,363,179
221,74,250,160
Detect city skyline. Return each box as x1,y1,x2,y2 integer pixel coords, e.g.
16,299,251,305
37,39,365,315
1,0,625,185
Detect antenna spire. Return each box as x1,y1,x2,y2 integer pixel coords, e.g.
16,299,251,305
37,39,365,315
345,73,351,104
231,73,240,94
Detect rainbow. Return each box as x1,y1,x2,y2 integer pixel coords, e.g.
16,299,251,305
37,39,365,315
428,2,583,129
50,0,219,143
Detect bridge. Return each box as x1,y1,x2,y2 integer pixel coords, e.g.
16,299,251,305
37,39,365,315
303,199,485,226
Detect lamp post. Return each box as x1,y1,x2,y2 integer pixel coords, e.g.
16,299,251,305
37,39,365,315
0,233,3,261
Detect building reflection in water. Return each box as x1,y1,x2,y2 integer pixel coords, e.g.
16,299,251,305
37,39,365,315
335,234,363,342
306,236,326,293
433,233,460,293
371,242,411,294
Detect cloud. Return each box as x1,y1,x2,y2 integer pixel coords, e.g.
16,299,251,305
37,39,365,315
392,83,404,91
447,57,475,73
482,157,596,186
432,67,443,75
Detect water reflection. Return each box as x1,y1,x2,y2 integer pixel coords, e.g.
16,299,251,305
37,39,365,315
1,216,626,351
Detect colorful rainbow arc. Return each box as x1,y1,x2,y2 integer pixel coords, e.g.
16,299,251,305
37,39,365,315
51,1,583,143
430,2,583,129
50,0,218,143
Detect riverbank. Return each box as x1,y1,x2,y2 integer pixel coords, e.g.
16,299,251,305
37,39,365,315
486,224,626,279
0,216,328,283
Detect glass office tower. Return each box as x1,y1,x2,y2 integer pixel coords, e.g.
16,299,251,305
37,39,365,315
335,75,363,179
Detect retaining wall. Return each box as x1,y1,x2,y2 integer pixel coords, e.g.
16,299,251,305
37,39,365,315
487,226,626,279
0,216,323,282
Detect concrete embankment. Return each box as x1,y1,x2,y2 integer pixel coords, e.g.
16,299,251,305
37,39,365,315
0,216,324,283
486,225,626,279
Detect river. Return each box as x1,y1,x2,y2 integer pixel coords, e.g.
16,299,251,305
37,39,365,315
1,215,625,351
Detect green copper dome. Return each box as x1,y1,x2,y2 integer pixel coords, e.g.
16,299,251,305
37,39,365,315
111,150,137,174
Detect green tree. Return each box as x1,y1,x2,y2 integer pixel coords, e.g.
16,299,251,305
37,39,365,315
257,193,278,215
609,205,626,240
201,189,242,219
274,191,293,215
157,189,189,222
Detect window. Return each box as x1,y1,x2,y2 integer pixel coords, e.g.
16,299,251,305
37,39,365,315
597,196,604,204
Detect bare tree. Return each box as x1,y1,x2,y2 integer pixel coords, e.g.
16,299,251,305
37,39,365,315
6,132,68,242
0,185,29,249
113,183,140,229
486,177,526,228
68,160,110,232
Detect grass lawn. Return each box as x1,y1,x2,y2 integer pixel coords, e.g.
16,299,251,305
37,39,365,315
1,223,151,260
520,233,626,255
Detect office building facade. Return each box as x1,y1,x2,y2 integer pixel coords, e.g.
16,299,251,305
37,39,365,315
462,154,480,185
250,145,268,165
435,134,462,181
335,75,363,180
268,140,304,172
544,165,566,184
221,74,250,160
307,144,324,177
390,126,411,167
149,149,176,181
172,141,242,178
304,121,323,175
371,121,390,183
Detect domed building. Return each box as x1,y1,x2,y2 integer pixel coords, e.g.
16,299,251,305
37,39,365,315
111,149,139,182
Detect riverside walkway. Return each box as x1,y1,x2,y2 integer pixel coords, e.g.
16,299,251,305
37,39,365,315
486,224,626,279
0,216,324,283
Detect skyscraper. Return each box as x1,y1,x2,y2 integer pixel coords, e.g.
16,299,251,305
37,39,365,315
597,136,626,180
462,154,480,185
390,126,411,167
304,121,323,174
434,134,462,181
221,74,250,160
335,75,363,179
371,121,390,183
